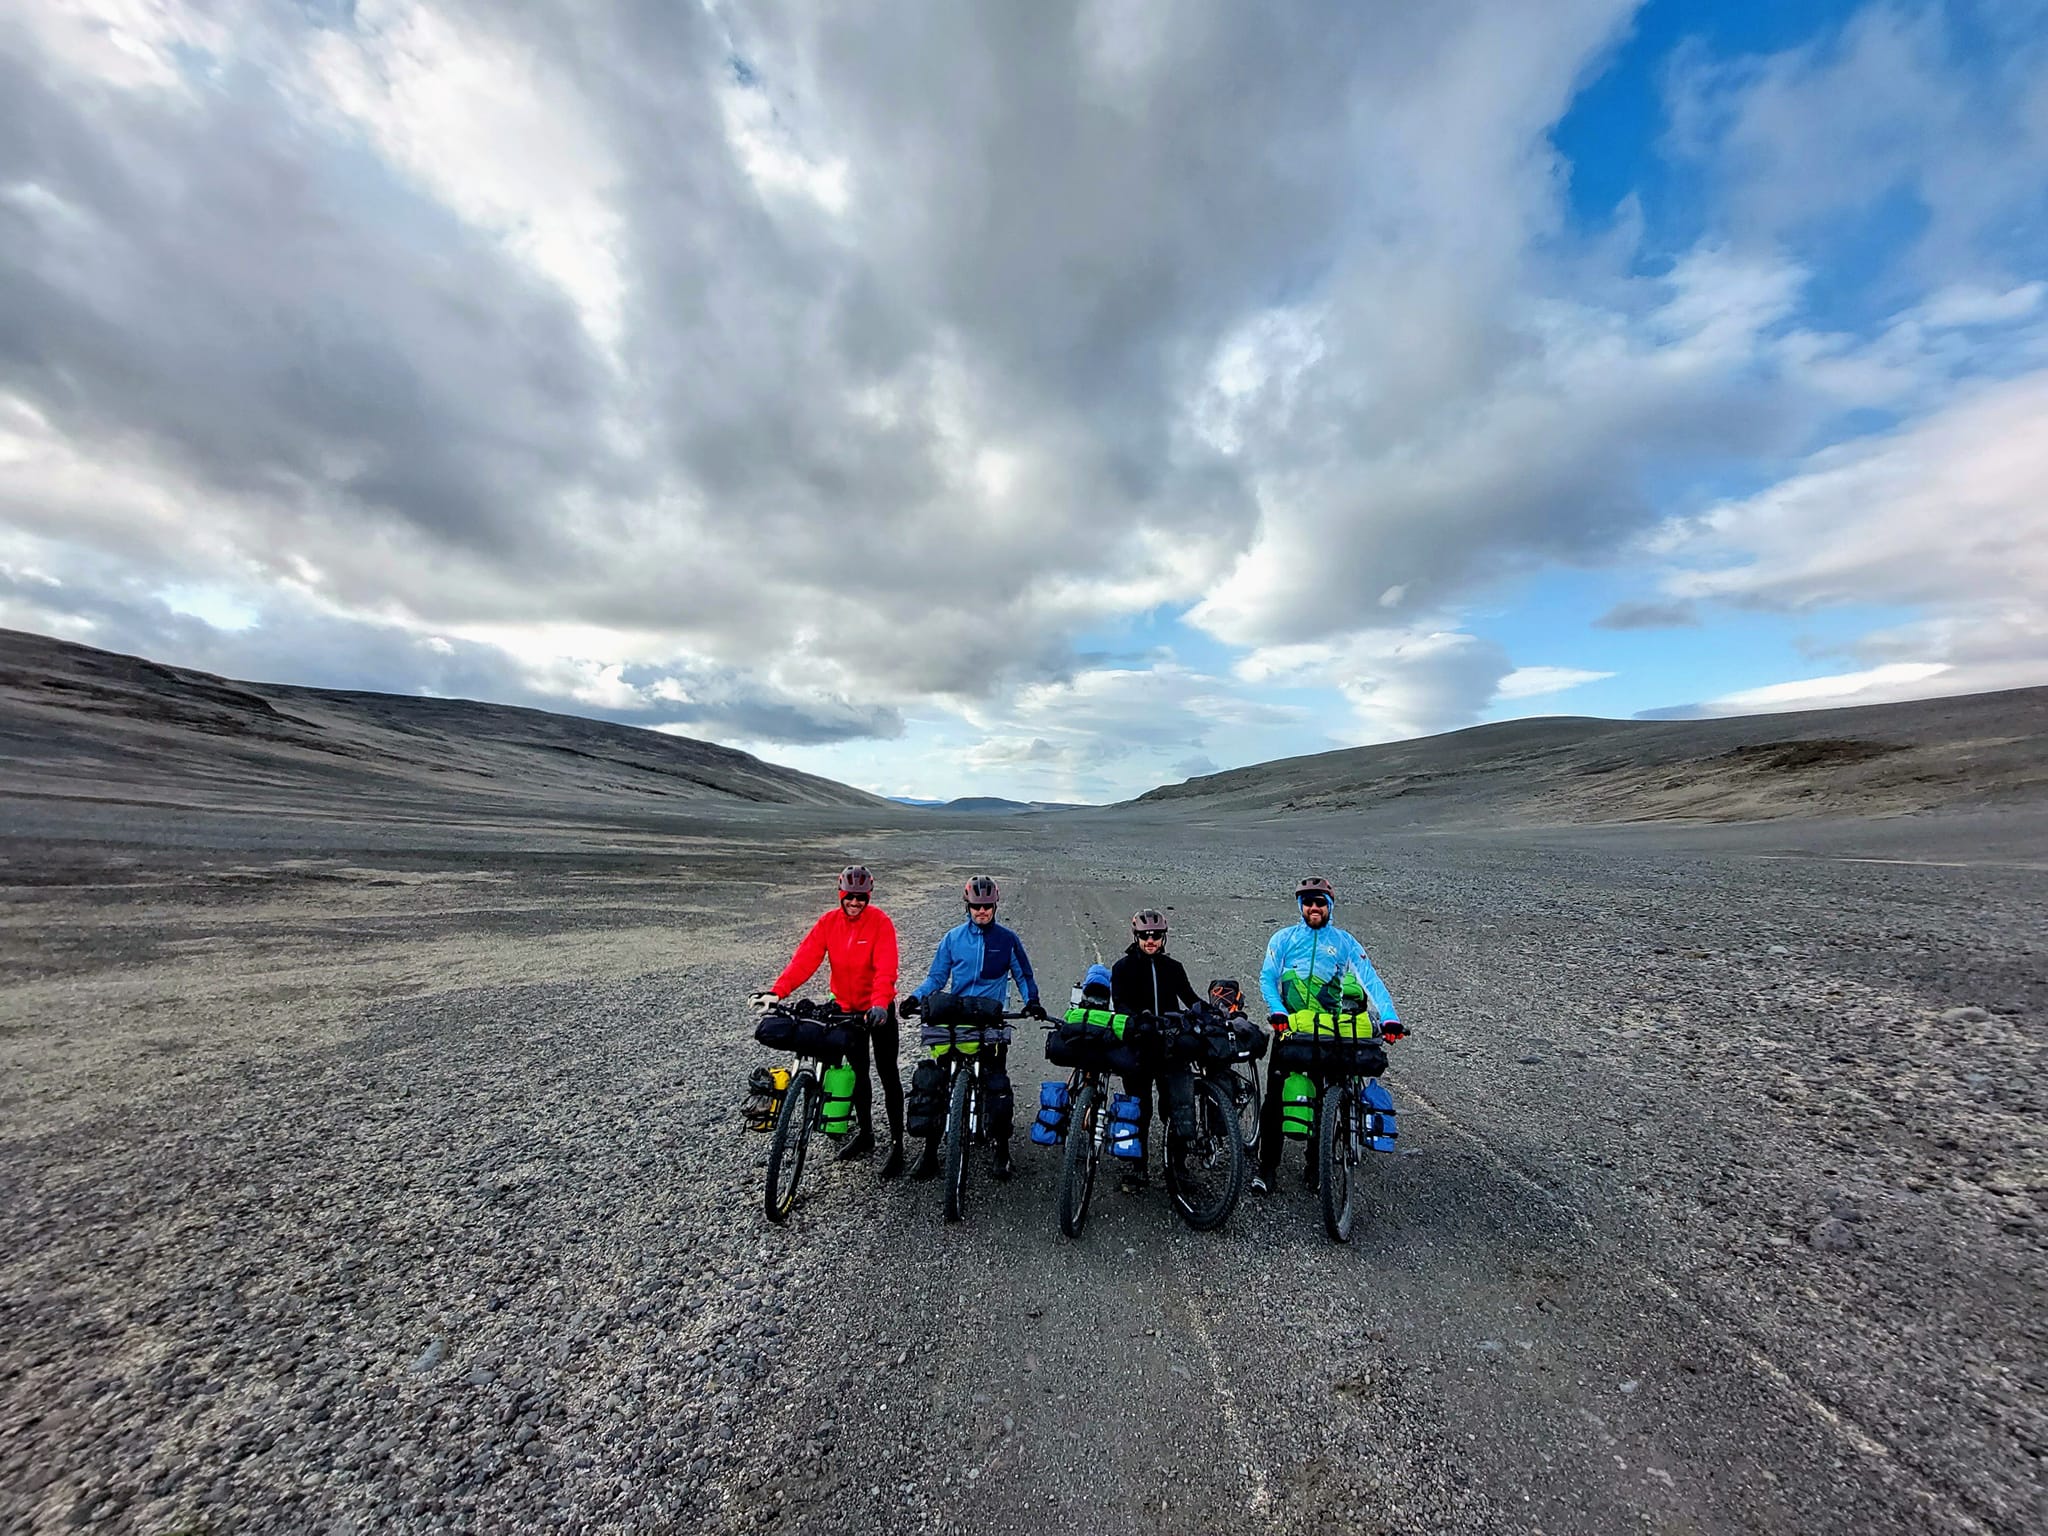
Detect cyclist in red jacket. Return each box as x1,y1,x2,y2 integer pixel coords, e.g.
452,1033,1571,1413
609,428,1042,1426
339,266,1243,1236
754,866,905,1176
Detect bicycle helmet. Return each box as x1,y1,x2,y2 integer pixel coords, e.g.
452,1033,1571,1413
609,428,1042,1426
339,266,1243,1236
1295,876,1334,903
838,865,874,897
1131,908,1167,935
963,875,1001,908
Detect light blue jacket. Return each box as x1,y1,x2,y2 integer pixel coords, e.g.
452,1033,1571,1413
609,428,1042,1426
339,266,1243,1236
910,919,1040,1009
1259,906,1399,1023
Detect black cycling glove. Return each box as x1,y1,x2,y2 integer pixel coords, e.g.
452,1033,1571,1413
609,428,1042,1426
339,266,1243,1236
898,994,921,1018
1022,1000,1047,1021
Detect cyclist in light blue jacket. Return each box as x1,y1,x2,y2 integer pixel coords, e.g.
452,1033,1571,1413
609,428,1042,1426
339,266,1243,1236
1254,876,1405,1193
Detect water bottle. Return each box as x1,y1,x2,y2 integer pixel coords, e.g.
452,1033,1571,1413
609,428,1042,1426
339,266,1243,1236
1109,1093,1145,1159
1280,1072,1315,1139
820,1062,857,1135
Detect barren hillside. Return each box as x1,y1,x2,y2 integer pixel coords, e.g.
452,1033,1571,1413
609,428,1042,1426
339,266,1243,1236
1133,688,2048,824
0,629,885,815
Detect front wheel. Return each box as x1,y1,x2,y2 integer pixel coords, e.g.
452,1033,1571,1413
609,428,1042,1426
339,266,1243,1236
1168,1075,1243,1232
765,1069,818,1223
1057,1083,1102,1238
942,1065,974,1224
1232,1064,1262,1166
1318,1079,1357,1242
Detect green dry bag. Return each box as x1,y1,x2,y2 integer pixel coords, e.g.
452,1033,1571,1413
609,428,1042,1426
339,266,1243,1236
1280,1072,1315,1139
821,1062,857,1135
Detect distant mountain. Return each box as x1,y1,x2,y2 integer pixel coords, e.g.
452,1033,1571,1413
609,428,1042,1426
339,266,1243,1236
1128,688,2048,825
0,628,887,813
884,795,1089,813
933,796,1090,814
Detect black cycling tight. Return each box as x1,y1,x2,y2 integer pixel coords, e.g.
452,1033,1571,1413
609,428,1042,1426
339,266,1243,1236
853,1010,904,1141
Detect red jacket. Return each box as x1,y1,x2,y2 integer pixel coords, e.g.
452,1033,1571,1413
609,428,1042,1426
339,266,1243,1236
772,906,899,1012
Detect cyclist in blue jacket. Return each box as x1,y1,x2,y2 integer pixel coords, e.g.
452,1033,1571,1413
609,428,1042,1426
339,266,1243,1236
900,875,1046,1180
1254,876,1405,1193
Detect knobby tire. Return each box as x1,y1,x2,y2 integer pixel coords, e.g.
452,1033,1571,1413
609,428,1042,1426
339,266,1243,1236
765,1069,818,1224
1319,1079,1357,1242
1169,1075,1244,1232
1232,1063,1262,1166
942,1065,974,1224
1058,1083,1101,1238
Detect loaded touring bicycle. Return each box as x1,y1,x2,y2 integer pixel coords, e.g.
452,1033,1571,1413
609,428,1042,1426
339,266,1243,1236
749,997,871,1223
903,992,1026,1225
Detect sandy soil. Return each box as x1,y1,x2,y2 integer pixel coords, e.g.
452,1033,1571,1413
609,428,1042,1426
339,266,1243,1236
2,794,2042,1535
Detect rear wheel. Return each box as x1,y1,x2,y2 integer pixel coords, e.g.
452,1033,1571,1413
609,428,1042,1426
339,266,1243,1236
1168,1075,1243,1232
1318,1079,1357,1242
765,1069,818,1224
1057,1083,1102,1238
942,1065,974,1224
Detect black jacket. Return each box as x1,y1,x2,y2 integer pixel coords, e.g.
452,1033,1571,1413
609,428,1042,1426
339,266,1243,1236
1110,943,1200,1018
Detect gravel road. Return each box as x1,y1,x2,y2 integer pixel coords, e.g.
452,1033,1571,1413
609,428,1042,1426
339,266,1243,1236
2,802,2042,1535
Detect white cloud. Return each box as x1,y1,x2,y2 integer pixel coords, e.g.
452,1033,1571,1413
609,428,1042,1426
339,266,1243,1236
300,0,628,353
1665,3,2048,278
4,0,2043,800
1495,665,1614,700
1185,245,1815,650
1646,369,2048,710
1237,627,1513,742
1663,370,2048,614
1919,282,2046,330
10,0,236,95
1702,662,1951,714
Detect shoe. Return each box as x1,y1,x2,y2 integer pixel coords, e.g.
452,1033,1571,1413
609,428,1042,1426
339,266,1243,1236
1248,1171,1272,1196
878,1141,905,1180
835,1129,875,1163
990,1145,1015,1182
910,1144,941,1180
1118,1168,1151,1194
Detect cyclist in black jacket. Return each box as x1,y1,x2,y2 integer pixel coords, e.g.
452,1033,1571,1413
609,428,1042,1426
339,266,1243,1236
1109,908,1199,1191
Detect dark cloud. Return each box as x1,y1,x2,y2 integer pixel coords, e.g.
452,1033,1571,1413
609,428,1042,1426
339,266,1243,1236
0,41,616,584
1596,599,1702,630
0,567,896,745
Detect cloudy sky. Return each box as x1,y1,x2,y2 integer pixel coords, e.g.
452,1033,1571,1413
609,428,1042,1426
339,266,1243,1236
3,0,2045,803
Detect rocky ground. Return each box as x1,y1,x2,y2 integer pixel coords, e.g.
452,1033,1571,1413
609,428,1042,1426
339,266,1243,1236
1,798,2043,1535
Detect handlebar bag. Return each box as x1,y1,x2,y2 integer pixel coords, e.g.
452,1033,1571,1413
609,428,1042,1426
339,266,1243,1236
925,991,1004,1024
754,1009,856,1064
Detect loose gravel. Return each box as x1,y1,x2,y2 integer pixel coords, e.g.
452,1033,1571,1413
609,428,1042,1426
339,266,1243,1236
1,806,2042,1535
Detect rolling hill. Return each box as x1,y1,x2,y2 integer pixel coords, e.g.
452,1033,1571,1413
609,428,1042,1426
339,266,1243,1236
1130,687,2048,824
0,628,885,815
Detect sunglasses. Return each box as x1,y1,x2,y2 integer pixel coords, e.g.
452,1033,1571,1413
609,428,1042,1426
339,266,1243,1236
967,903,996,912
1136,930,1166,941
1299,895,1329,908
840,893,869,904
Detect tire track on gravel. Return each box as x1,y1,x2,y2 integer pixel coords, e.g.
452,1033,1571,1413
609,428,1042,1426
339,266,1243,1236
1400,1081,2002,1536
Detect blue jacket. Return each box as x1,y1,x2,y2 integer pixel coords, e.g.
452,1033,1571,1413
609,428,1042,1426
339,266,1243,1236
910,919,1040,1009
1259,906,1399,1023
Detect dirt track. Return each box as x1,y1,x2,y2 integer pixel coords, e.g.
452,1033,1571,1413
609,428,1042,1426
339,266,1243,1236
2,799,2043,1535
